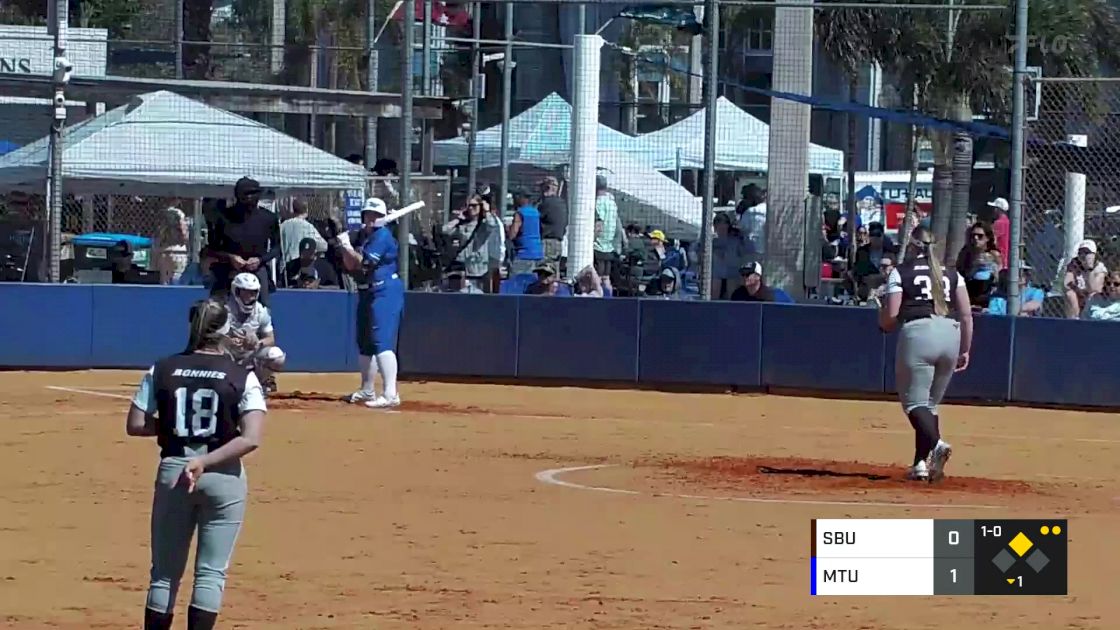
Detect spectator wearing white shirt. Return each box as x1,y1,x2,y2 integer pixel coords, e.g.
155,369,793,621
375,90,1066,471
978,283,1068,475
734,184,767,255
593,175,620,280
1081,270,1120,321
280,199,327,264
1064,239,1108,319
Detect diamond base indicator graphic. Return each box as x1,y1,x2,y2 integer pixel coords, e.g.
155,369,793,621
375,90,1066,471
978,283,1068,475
973,520,1068,595
811,519,1068,596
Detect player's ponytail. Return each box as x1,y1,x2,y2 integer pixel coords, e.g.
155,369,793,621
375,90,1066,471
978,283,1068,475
910,225,951,317
185,299,231,353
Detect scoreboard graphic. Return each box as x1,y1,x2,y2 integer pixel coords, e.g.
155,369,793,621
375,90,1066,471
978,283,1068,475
810,519,1068,596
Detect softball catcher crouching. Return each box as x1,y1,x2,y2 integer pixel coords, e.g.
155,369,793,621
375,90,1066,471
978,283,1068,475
225,272,286,392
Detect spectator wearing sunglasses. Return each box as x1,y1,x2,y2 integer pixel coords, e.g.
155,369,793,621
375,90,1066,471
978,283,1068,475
1081,270,1120,321
955,221,1003,309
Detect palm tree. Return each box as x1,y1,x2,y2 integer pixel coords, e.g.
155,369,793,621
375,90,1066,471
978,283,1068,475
815,3,899,262
818,0,1120,267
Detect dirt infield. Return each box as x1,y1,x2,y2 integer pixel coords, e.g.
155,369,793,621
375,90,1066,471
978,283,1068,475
0,370,1117,629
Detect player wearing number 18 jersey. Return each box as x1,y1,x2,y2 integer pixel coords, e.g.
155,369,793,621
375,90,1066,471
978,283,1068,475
125,299,268,630
878,226,973,483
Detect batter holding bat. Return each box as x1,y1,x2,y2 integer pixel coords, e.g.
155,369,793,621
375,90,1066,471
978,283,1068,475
125,299,268,630
336,197,422,408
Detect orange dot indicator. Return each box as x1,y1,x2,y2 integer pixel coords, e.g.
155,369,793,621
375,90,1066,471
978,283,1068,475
1052,525,1062,535
1040,526,1050,535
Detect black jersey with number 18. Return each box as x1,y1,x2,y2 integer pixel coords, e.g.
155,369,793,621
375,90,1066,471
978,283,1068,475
131,352,267,458
886,258,965,324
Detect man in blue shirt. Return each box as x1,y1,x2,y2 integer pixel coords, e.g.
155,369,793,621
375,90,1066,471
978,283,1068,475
987,263,1045,316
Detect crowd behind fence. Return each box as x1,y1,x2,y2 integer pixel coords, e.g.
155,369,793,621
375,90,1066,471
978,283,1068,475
0,1,1118,321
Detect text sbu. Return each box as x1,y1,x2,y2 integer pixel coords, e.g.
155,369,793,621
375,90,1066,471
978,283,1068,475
822,532,855,544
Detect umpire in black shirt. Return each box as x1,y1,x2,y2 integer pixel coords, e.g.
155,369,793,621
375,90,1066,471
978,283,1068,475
207,177,282,305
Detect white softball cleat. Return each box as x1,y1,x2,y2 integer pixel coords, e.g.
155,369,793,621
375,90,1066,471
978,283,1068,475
348,390,376,404
908,460,930,481
929,440,952,482
365,395,401,409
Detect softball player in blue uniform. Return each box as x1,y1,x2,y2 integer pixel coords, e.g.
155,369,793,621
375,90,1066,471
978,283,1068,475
126,299,268,630
337,197,404,408
878,225,973,482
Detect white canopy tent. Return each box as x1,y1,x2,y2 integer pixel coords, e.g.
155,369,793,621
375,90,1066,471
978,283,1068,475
433,93,702,239
432,92,638,167
633,96,844,175
0,90,368,197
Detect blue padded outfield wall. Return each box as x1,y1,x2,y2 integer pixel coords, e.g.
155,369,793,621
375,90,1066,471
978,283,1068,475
2,284,1118,409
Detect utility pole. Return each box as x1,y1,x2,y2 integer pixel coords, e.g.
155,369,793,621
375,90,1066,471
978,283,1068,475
366,0,379,164
400,0,416,287
699,0,718,300
48,0,70,283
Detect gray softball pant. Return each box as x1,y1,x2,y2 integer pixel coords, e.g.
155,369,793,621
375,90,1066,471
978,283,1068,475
895,316,961,416
146,456,247,615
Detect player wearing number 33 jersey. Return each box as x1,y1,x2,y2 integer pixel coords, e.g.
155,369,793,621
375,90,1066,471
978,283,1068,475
878,226,973,484
125,299,268,630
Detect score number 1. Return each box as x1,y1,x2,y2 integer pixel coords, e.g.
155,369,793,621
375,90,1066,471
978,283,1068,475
949,529,960,584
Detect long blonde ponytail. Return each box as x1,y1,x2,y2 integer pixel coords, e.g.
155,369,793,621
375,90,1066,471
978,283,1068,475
910,225,950,317
925,242,951,317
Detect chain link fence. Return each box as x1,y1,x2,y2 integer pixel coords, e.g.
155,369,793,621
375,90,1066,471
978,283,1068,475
1023,78,1120,318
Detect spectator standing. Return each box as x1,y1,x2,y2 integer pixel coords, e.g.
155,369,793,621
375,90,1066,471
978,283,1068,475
506,189,543,275
537,176,568,266
155,204,189,284
371,158,400,208
1064,239,1108,318
593,175,620,279
284,237,339,288
442,194,502,292
207,177,282,306
711,212,749,299
1081,270,1120,321
280,199,327,264
987,197,1011,265
731,262,775,302
734,184,767,254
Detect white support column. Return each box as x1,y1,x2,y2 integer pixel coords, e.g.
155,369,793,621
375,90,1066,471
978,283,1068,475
568,34,603,278
764,0,813,290
1062,134,1087,274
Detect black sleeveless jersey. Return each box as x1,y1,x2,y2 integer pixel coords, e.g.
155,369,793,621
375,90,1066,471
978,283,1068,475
889,258,963,324
139,352,264,458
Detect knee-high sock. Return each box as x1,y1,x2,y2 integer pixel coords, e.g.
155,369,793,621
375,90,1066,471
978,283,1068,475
144,608,173,630
187,605,217,630
907,406,940,466
358,354,377,394
376,350,398,399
